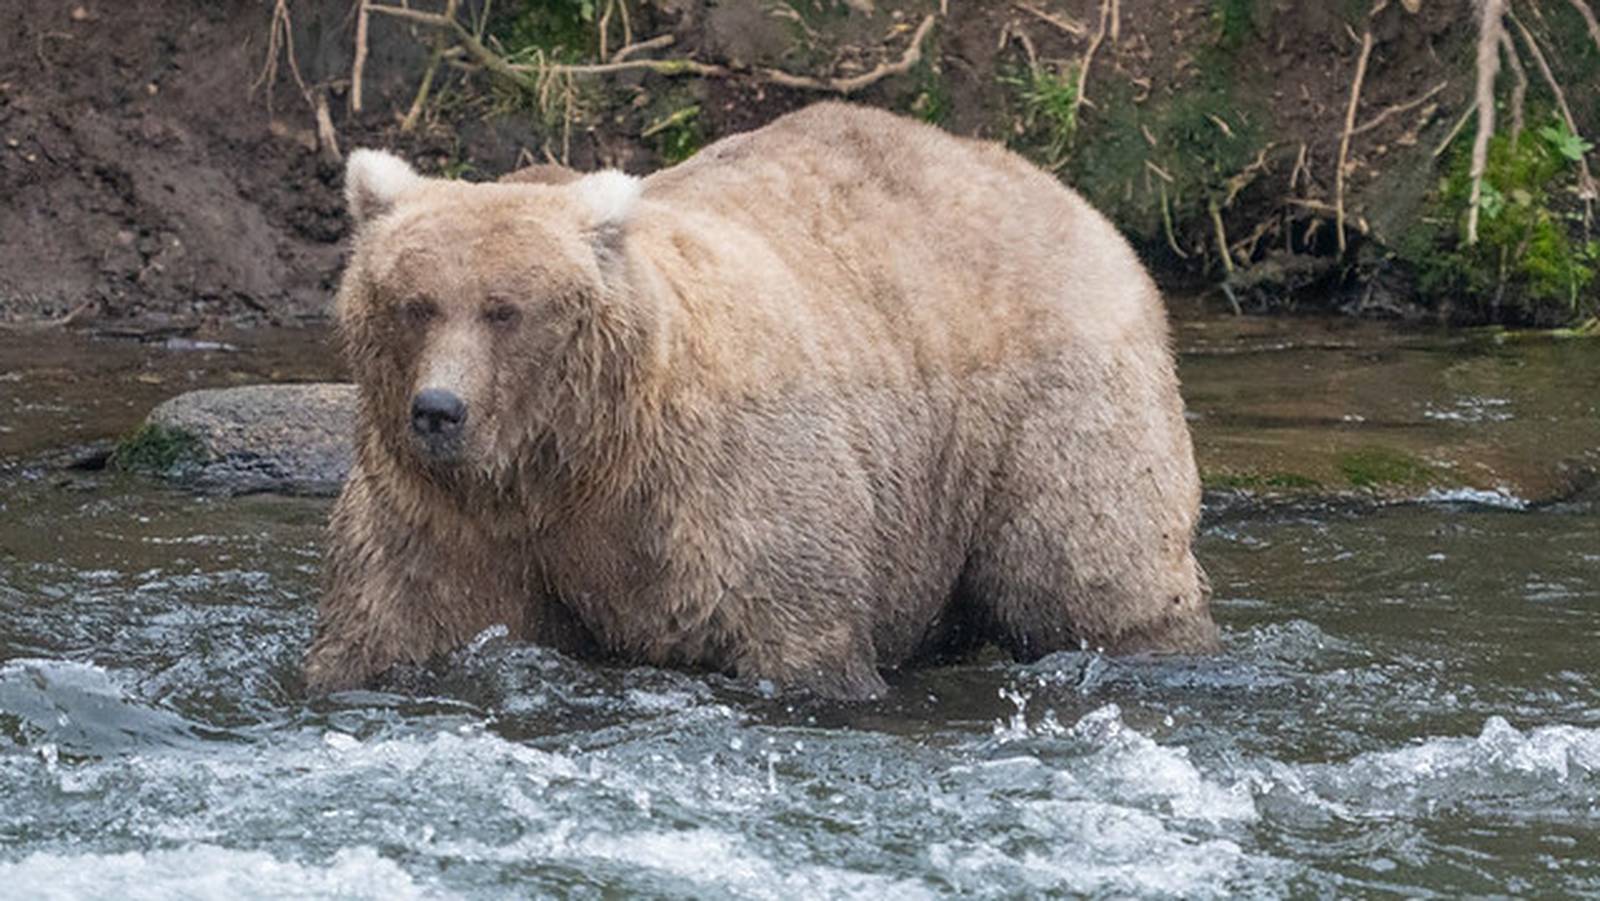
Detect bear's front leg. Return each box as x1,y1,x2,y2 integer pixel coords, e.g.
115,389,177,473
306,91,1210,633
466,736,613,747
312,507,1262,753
303,463,531,693
726,603,889,701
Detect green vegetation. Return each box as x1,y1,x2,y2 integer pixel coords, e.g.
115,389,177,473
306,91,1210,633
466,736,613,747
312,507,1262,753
907,61,951,127
1213,0,1267,47
1338,446,1433,489
1062,73,1264,254
1002,64,1080,169
643,103,704,165
1398,121,1598,324
495,1,599,59
112,424,204,475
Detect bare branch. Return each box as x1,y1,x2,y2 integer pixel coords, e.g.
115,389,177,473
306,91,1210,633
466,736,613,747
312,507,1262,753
1073,0,1112,123
1350,80,1448,137
1012,2,1087,36
1336,26,1374,255
759,14,937,94
1466,0,1504,246
351,0,369,113
612,34,675,64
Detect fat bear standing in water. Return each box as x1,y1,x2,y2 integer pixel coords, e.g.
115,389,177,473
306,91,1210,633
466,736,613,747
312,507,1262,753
303,102,1220,699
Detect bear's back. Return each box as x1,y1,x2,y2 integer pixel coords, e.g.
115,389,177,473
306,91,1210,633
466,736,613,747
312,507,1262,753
634,103,1163,385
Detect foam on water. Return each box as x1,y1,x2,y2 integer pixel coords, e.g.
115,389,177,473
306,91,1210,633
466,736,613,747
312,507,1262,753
1276,715,1600,819
4,469,1600,896
0,845,425,901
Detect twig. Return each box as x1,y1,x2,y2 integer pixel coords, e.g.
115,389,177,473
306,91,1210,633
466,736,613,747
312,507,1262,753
399,0,459,132
351,0,369,113
0,300,98,332
1467,0,1505,246
760,14,936,94
253,0,310,111
1223,144,1273,207
1144,159,1174,183
314,91,341,162
1110,0,1120,43
1159,182,1188,259
641,104,698,138
1350,80,1448,137
1012,2,1086,36
1336,26,1373,255
1231,218,1277,262
368,4,728,81
612,34,674,64
401,46,444,132
1510,9,1597,221
1073,0,1111,124
1209,198,1235,277
1289,142,1309,191
1432,105,1475,158
1287,197,1340,215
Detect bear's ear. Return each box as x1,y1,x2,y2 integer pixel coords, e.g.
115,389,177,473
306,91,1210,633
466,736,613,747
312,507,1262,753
573,170,642,231
345,149,421,226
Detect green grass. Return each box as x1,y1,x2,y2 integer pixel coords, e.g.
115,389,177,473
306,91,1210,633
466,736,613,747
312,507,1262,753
111,424,203,474
1002,64,1081,169
643,104,704,165
1338,446,1433,489
907,60,951,127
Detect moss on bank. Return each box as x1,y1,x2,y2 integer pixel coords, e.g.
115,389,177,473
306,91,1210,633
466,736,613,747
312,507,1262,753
1397,122,1599,325
1337,446,1434,490
111,424,204,475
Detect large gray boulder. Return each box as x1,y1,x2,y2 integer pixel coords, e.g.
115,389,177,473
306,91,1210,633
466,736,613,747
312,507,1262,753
119,384,357,496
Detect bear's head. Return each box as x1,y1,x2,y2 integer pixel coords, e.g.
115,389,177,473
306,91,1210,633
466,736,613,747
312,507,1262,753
336,149,652,484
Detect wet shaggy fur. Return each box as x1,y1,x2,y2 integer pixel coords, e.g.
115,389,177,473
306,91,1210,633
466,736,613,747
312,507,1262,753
303,102,1220,699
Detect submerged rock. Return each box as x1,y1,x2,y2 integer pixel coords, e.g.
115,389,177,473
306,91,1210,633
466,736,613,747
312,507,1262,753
118,384,356,495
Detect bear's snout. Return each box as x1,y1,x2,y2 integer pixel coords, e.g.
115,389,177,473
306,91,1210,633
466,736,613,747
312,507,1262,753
411,388,467,445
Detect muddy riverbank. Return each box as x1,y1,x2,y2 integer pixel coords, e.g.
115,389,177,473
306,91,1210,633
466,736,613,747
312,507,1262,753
5,1,1597,329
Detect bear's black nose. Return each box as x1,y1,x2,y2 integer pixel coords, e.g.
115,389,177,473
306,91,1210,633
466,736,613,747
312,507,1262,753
411,388,467,438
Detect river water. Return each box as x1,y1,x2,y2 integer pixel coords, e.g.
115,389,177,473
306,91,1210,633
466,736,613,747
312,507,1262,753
0,325,1596,898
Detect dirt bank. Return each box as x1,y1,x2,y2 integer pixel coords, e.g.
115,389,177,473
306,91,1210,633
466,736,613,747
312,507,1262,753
1,1,1595,330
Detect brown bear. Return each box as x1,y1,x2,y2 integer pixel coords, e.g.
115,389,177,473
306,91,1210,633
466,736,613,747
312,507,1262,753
303,102,1220,699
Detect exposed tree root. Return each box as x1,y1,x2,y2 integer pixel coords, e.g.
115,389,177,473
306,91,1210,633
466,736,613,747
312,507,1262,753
1073,0,1113,126
1351,80,1448,137
351,0,369,113
760,14,937,94
1466,0,1505,246
612,34,675,64
1433,105,1475,158
1159,183,1188,260
1209,198,1235,278
366,3,934,99
1012,2,1087,37
314,91,341,162
252,0,310,111
1335,27,1373,255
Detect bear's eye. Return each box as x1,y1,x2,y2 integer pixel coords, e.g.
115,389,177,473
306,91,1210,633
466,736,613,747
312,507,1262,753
483,302,521,327
400,298,438,324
